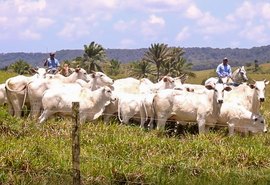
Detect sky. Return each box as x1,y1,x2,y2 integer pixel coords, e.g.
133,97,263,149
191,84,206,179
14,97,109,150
1,0,270,53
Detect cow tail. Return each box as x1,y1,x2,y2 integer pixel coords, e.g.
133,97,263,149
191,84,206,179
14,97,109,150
21,83,29,110
141,98,148,123
117,99,123,123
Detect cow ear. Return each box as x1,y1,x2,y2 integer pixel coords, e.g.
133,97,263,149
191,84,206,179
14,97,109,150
91,73,95,78
224,86,232,91
205,84,214,90
29,68,37,74
248,83,255,89
75,68,80,73
163,77,168,82
108,85,114,91
264,79,269,85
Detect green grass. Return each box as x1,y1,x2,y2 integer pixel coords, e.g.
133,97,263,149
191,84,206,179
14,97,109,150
0,66,270,184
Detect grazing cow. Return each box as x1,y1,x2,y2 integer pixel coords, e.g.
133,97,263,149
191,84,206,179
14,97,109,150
224,80,269,114
205,66,248,86
0,83,7,105
5,67,47,117
38,86,116,124
217,103,267,136
152,83,232,133
27,67,90,119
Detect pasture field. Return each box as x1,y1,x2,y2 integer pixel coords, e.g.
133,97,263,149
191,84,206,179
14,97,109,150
0,66,270,184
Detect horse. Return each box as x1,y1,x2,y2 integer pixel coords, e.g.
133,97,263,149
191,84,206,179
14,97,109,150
204,66,248,86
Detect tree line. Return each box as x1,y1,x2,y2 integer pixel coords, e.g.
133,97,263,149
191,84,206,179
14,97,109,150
5,42,195,82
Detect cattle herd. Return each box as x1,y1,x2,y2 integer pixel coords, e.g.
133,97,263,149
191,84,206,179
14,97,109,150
0,66,268,136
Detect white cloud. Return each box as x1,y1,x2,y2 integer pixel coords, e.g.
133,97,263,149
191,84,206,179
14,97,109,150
19,29,41,40
119,39,136,48
260,3,270,20
15,0,47,14
113,19,137,32
141,14,165,38
175,26,190,42
185,4,203,19
148,15,165,26
36,17,54,28
58,18,91,39
132,0,190,12
240,25,269,44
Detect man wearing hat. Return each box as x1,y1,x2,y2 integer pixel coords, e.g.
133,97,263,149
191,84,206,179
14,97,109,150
44,52,60,74
216,57,232,78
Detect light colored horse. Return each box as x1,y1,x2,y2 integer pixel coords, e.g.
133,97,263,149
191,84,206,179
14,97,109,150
205,66,248,86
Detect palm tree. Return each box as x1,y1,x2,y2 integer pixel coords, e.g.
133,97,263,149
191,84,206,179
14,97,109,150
130,60,155,78
143,43,171,81
82,41,106,73
161,47,184,76
8,59,31,75
174,57,196,78
108,59,121,76
160,47,195,78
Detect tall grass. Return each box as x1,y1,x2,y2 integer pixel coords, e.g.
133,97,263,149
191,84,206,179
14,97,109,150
0,66,270,184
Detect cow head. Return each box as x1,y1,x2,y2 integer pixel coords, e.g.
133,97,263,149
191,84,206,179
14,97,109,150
75,68,91,82
30,67,47,79
158,76,175,89
205,82,232,104
250,114,267,134
90,71,114,86
248,80,269,102
239,66,248,82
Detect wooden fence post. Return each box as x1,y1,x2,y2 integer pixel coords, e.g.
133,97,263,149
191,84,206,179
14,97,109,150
72,102,80,185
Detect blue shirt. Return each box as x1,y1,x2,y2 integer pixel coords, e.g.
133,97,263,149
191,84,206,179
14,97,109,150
46,57,60,70
216,63,232,78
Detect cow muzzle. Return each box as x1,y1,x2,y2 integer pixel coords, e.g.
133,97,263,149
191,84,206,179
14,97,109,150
260,98,265,102
218,100,223,104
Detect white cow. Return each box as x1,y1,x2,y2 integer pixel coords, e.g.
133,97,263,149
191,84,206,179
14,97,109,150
224,80,269,114
5,67,47,117
217,103,267,136
0,83,7,105
38,86,116,124
117,93,148,127
27,68,90,119
152,83,232,133
103,76,177,123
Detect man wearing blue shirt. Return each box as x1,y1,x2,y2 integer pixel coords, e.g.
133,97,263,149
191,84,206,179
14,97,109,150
216,57,232,78
44,52,60,74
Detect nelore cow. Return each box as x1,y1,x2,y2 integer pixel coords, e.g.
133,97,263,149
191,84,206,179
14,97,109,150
5,67,47,117
27,67,91,119
38,86,116,124
0,83,7,105
224,80,269,114
103,76,178,124
152,82,232,133
217,102,267,136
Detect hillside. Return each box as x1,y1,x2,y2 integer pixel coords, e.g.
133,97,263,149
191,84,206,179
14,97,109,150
1,45,270,70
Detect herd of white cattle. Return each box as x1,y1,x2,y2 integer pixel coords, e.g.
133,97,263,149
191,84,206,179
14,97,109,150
0,66,268,136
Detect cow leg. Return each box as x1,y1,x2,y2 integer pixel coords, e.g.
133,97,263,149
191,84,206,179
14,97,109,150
197,119,206,134
156,117,167,130
30,101,42,119
205,124,211,133
13,97,23,117
228,122,235,136
38,109,54,124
